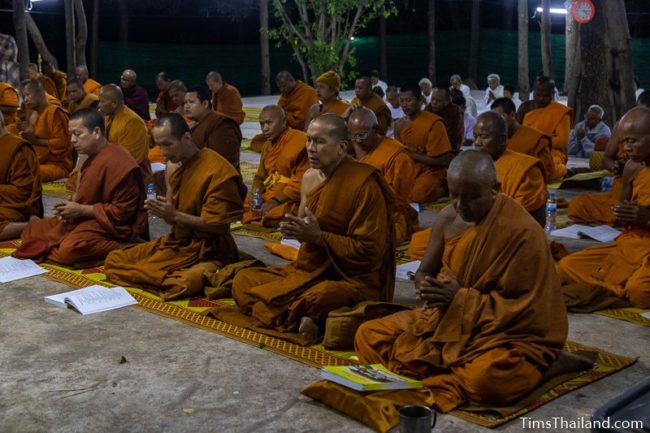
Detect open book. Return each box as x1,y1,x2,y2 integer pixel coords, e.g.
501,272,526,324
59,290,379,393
396,260,421,280
44,285,137,315
550,224,621,243
0,256,47,283
321,364,423,392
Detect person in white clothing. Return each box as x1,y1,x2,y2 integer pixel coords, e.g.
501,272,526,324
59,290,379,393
419,78,433,104
484,73,504,105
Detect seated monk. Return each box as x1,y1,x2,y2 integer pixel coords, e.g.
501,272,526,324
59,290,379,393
154,72,177,117
356,150,570,413
408,112,547,259
559,107,650,309
276,70,318,131
242,105,308,226
491,97,554,183
14,109,147,266
0,112,42,241
231,114,395,340
522,77,572,181
0,81,20,126
425,86,464,152
120,69,150,121
347,76,392,136
25,63,60,101
64,78,99,113
43,62,67,102
75,65,101,96
104,113,245,301
184,86,242,172
10,80,72,182
394,82,452,203
304,71,350,129
167,80,187,115
205,71,245,125
348,108,416,244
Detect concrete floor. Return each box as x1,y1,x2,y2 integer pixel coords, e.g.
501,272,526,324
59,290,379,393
2,94,648,433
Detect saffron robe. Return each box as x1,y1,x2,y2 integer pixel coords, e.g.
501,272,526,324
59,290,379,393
361,136,416,244
0,133,41,232
31,103,72,182
356,194,567,412
426,103,464,152
508,124,554,184
212,82,245,125
105,106,151,179
399,111,451,203
559,167,650,309
38,76,60,101
16,144,147,266
278,80,318,130
523,101,572,181
408,149,547,259
105,148,244,301
83,78,102,96
232,157,395,333
49,70,67,101
321,99,350,116
243,128,309,226
66,92,99,113
0,82,20,126
191,111,242,172
351,93,392,136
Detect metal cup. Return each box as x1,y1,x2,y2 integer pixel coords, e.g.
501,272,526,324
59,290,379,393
399,405,436,433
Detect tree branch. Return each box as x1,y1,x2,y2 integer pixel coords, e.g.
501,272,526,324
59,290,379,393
25,13,59,68
273,0,311,48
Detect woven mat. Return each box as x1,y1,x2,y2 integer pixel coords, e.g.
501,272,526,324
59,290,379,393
231,224,283,242
596,307,650,327
243,106,262,122
42,181,71,199
240,161,258,185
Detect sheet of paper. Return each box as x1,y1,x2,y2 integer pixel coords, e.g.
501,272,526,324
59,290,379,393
641,311,650,320
550,224,591,240
396,261,420,280
579,225,621,243
280,238,301,249
0,257,48,283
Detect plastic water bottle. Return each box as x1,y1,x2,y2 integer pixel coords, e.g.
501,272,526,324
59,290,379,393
146,183,158,219
544,191,557,233
251,188,263,215
601,176,613,193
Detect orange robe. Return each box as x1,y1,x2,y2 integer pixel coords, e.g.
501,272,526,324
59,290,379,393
0,133,42,231
49,70,67,101
356,194,567,413
232,157,395,332
83,78,102,96
105,148,244,300
426,103,464,152
559,167,650,309
39,76,60,101
278,80,318,130
212,82,245,125
321,99,349,116
508,124,553,183
0,82,20,126
15,144,147,266
191,111,242,172
352,94,392,136
361,137,416,244
31,103,72,182
523,101,572,181
399,111,451,203
148,145,166,164
66,93,99,113
105,106,151,179
242,128,309,226
408,149,547,259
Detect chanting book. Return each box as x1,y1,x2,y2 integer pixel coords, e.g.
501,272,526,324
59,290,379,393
321,364,423,392
44,285,137,315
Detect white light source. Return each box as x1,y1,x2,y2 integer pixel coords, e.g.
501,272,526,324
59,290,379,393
350,36,356,41
536,7,567,14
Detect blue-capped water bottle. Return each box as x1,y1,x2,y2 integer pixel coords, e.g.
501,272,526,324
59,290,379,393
601,176,613,193
252,187,263,215
146,183,158,219
544,191,557,233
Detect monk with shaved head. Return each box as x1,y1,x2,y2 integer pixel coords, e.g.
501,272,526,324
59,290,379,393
228,113,395,342
120,69,150,120
347,76,392,136
74,65,101,96
205,71,245,125
348,107,416,243
25,63,59,100
276,70,318,131
559,107,650,310
242,104,309,226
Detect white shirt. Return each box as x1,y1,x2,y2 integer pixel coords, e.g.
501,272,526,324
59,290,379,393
484,85,504,105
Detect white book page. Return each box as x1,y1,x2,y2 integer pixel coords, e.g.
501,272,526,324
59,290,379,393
280,238,301,249
578,225,621,243
66,286,137,315
396,261,421,280
0,257,48,283
641,311,650,320
550,224,591,240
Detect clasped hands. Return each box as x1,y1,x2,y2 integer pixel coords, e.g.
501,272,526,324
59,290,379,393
279,208,322,244
414,272,461,310
146,195,177,224
52,200,88,221
612,202,650,226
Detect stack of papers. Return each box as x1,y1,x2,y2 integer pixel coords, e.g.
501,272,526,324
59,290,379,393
550,225,621,243
396,261,421,280
0,257,47,283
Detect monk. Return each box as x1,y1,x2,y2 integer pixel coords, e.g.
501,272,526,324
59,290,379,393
0,81,20,126
276,70,318,130
14,109,147,266
25,63,59,100
154,72,176,117
348,108,416,244
559,107,650,309
65,78,99,113
408,112,547,259
231,114,394,340
395,82,452,203
167,80,187,115
104,113,245,301
347,76,392,136
243,105,309,226
304,71,350,129
491,97,554,183
43,62,67,102
425,86,464,152
120,69,150,120
0,112,42,240
205,71,245,125
355,150,569,413
522,77,572,181
184,86,242,172
74,65,101,96
11,80,72,182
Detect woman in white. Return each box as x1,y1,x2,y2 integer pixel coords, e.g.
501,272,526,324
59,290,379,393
484,73,504,105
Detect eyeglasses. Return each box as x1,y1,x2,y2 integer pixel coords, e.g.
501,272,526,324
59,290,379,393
349,131,370,142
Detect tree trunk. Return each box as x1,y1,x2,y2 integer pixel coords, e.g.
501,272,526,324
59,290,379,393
540,0,553,78
564,0,580,106
502,0,514,32
427,0,436,83
74,0,88,67
64,0,76,73
117,0,128,43
25,13,58,68
379,15,387,81
12,0,29,70
259,0,271,95
467,0,480,87
517,0,529,101
90,0,99,76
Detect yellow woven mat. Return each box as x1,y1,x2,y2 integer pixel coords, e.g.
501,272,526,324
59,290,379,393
244,106,262,122
42,181,71,199
240,161,258,185
596,307,650,327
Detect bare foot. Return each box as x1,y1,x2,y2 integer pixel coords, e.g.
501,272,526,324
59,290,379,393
542,350,595,382
298,317,320,340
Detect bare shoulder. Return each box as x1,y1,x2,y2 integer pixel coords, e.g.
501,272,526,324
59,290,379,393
301,168,326,192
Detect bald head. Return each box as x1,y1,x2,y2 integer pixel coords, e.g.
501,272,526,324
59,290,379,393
473,111,508,161
448,150,499,222
307,114,349,175
21,79,46,110
120,69,137,89
348,107,378,129
259,105,287,142
276,70,294,82
348,108,379,156
260,104,286,121
276,70,296,96
617,107,650,164
98,84,124,115
75,65,89,82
